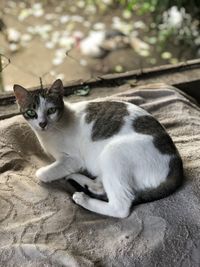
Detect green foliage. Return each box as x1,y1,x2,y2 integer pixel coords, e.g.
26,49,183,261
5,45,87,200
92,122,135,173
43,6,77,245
85,0,200,19
117,0,200,17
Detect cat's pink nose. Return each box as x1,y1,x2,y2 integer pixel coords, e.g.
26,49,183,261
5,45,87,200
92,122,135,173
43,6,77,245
39,121,47,129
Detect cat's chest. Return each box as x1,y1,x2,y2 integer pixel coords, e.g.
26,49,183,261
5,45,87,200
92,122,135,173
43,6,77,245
39,132,76,158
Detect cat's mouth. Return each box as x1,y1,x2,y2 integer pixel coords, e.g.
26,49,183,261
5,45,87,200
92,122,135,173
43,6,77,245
41,128,46,131
38,126,48,131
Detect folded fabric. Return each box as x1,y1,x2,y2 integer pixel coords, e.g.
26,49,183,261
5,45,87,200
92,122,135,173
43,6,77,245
0,83,200,267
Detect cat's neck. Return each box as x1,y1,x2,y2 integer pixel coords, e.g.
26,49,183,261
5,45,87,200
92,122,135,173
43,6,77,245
57,102,75,128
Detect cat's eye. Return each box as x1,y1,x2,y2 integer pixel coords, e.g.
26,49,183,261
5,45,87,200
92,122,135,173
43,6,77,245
26,109,36,118
47,107,57,115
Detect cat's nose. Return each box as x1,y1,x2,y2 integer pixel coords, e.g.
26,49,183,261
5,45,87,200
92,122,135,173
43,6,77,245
39,121,47,129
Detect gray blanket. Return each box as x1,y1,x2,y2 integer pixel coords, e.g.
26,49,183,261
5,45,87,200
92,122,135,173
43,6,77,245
0,83,200,267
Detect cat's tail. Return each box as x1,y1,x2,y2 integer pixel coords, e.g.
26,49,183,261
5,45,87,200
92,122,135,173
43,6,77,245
135,155,183,204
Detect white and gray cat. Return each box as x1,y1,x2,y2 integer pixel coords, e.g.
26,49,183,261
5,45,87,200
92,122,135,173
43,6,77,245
13,79,183,218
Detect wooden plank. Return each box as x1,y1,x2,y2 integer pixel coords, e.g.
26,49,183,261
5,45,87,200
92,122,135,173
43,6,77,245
0,59,200,120
1,59,200,104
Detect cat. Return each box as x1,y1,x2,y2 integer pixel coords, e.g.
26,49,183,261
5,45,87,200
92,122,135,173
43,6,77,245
13,79,183,218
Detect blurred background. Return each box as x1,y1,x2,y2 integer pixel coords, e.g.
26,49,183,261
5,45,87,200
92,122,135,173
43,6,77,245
0,0,199,92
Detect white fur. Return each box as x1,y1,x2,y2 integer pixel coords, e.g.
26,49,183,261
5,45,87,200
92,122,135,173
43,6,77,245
33,100,171,218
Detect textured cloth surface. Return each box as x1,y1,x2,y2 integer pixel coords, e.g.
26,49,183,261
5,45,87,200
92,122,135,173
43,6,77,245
0,83,200,267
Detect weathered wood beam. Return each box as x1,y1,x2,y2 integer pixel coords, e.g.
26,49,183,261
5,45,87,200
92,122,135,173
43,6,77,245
0,59,200,120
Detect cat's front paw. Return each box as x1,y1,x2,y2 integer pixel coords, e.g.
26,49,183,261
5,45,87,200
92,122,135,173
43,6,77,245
73,192,88,205
36,167,52,183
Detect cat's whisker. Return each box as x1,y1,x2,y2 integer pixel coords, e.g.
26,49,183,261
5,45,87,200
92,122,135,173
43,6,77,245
52,124,65,133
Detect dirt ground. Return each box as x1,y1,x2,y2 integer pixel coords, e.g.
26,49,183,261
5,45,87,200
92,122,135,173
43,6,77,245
0,1,197,91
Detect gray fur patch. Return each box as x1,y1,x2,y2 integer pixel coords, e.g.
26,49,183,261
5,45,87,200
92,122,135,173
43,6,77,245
19,89,42,119
133,115,183,203
20,89,64,120
85,101,129,141
133,115,177,155
168,155,183,187
136,155,183,203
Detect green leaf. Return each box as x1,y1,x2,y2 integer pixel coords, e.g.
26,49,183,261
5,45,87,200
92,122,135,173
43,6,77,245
74,86,90,96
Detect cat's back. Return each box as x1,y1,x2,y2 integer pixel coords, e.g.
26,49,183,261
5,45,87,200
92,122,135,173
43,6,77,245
71,99,181,163
71,99,148,141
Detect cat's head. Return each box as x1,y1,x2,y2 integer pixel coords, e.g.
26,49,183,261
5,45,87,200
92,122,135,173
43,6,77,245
13,79,64,132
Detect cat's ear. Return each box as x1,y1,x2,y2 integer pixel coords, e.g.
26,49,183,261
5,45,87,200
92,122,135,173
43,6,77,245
48,79,64,95
13,84,29,106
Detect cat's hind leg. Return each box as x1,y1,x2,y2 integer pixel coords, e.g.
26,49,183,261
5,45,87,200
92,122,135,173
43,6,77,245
72,143,135,218
72,172,133,218
72,189,132,218
67,173,105,195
